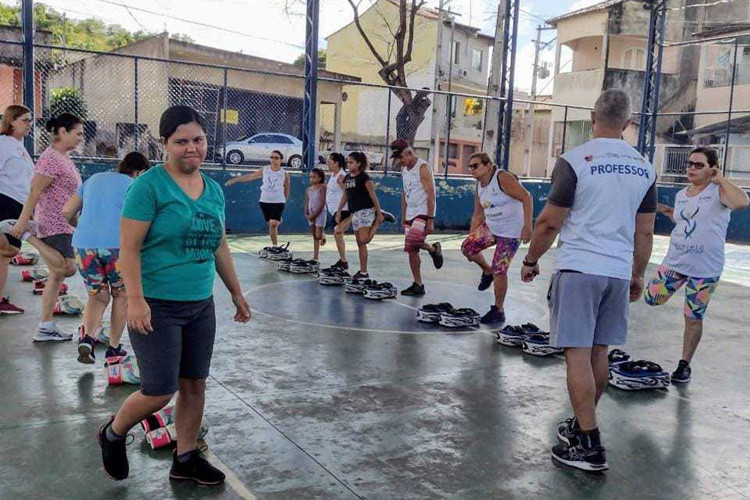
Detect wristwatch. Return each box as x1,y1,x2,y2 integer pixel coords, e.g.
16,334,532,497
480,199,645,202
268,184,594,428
522,257,537,267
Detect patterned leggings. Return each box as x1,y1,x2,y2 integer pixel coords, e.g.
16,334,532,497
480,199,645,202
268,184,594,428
644,265,720,320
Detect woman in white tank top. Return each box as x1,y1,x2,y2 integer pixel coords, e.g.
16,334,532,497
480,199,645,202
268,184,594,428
225,149,290,246
460,152,533,325
645,147,749,383
325,153,350,269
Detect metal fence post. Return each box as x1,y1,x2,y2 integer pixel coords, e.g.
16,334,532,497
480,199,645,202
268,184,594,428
22,0,34,153
384,89,391,176
561,106,569,155
222,68,229,170
723,37,739,174
444,93,451,180
134,57,139,152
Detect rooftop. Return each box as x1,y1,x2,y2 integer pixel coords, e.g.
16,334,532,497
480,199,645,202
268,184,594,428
546,0,625,26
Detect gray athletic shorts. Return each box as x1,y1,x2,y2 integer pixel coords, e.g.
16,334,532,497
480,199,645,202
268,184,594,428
548,271,630,348
129,296,216,396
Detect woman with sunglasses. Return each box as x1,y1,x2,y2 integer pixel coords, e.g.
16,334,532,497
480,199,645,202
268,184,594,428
225,150,290,246
646,146,748,383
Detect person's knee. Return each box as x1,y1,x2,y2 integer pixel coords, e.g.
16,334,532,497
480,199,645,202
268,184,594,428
64,262,77,277
90,287,111,305
111,286,127,300
269,220,280,229
684,316,703,329
0,243,19,258
179,378,207,398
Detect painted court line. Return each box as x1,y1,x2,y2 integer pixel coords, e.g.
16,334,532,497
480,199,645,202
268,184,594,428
203,446,258,500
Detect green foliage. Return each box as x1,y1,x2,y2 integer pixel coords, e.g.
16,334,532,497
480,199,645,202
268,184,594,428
50,88,88,120
0,2,192,51
294,49,326,69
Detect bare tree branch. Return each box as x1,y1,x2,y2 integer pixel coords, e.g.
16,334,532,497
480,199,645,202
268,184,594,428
346,0,388,68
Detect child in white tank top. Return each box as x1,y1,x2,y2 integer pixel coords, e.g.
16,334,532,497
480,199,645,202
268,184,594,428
305,168,327,262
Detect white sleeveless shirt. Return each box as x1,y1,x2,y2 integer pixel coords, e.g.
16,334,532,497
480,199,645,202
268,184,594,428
477,169,524,239
402,158,435,220
662,183,731,277
260,165,286,203
326,170,347,214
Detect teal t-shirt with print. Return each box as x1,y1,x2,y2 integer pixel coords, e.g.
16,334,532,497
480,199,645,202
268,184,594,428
121,166,225,301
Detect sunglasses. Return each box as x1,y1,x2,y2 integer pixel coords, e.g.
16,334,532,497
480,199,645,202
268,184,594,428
270,155,281,160
468,162,483,170
686,161,707,170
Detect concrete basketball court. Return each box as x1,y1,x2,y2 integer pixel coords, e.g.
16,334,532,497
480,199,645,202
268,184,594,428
1,234,748,499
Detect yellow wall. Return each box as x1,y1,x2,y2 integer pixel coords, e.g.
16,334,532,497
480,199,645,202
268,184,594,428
326,0,438,141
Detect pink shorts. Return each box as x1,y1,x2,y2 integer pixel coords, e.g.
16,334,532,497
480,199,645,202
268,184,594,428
460,223,520,276
404,216,428,253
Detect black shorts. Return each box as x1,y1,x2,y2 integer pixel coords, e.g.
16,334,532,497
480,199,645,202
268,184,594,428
128,297,216,396
259,202,285,222
41,233,74,259
327,210,351,230
0,193,23,248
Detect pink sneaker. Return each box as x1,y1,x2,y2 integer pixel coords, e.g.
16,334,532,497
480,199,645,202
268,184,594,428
0,297,24,315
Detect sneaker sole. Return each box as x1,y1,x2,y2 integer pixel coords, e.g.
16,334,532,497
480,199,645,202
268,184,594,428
671,377,690,384
78,343,95,364
551,452,608,472
33,335,73,342
169,473,225,486
0,310,24,315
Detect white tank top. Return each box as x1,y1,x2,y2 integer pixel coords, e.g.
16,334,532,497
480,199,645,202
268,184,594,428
477,169,524,239
326,170,347,214
662,183,731,277
402,158,435,221
555,138,655,280
260,165,286,203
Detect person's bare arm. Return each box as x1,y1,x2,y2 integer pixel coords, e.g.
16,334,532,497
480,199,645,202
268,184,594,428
120,218,152,334
712,167,750,210
498,171,533,243
521,203,570,282
420,164,436,233
469,189,484,232
215,235,251,323
225,169,262,187
335,190,348,223
284,172,291,199
365,180,384,222
9,173,53,239
631,212,655,301
62,193,83,227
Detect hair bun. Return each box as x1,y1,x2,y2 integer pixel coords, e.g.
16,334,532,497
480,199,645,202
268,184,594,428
44,117,57,132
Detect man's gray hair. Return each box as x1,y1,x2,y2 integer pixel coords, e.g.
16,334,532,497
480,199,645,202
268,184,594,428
594,89,632,126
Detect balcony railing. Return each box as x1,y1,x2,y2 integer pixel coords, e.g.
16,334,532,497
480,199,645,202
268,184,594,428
703,65,750,88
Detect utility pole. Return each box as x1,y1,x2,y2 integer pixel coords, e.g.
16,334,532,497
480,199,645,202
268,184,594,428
522,25,554,176
483,1,506,163
429,0,447,171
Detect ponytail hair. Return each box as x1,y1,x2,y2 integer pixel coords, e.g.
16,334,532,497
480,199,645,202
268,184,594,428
348,151,369,171
45,113,82,135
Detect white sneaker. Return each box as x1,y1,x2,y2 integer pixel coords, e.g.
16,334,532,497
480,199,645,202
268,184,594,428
33,325,74,342
0,219,37,241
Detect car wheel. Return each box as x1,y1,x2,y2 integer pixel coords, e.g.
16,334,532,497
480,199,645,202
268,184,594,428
288,155,303,169
227,150,244,165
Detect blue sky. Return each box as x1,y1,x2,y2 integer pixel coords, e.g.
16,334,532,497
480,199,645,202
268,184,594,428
31,0,600,92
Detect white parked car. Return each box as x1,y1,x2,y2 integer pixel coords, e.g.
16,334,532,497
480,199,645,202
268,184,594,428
223,133,304,168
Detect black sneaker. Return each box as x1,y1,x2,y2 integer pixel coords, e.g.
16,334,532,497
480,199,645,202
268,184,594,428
77,335,96,364
401,282,425,296
480,305,505,324
333,260,349,270
381,211,396,223
557,417,579,445
478,272,494,291
551,442,609,472
169,449,226,486
97,417,129,480
352,271,369,281
429,242,443,269
672,360,691,383
105,344,128,358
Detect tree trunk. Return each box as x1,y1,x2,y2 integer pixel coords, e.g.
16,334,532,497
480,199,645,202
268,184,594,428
394,90,431,145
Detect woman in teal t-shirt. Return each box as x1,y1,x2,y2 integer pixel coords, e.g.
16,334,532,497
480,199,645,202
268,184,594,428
97,106,250,486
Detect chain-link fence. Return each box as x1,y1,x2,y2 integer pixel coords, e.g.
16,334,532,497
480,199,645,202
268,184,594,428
1,34,749,186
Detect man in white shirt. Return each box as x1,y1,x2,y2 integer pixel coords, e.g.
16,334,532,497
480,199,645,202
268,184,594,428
390,139,443,296
521,90,657,472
